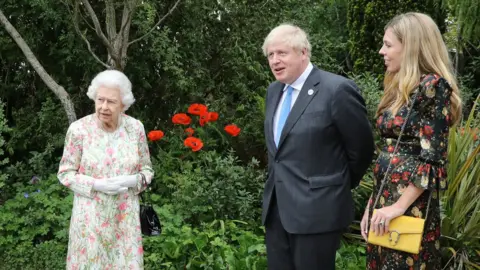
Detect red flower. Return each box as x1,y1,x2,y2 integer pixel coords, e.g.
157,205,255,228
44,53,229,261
172,113,192,125
147,130,164,141
199,112,210,126
374,163,380,174
185,127,194,137
383,190,390,198
417,165,424,174
423,125,433,136
393,116,404,126
208,112,219,122
387,145,394,153
426,232,435,241
188,104,208,116
391,173,401,183
387,120,393,128
376,116,383,127
391,156,400,165
184,137,203,152
402,171,411,181
224,124,241,137
437,168,445,178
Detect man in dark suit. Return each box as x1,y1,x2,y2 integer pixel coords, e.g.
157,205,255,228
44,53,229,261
262,24,374,269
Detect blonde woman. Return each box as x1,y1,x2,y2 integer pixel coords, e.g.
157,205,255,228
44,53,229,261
359,12,461,269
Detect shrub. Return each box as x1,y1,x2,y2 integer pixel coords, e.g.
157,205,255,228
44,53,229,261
0,100,10,204
153,149,265,227
441,95,480,269
142,204,267,269
0,174,71,269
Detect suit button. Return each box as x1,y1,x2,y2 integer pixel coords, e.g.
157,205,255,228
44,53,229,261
275,160,279,163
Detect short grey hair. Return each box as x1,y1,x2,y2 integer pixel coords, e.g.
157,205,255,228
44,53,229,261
86,70,135,111
262,23,311,58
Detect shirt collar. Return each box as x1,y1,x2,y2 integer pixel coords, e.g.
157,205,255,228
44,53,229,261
283,62,313,92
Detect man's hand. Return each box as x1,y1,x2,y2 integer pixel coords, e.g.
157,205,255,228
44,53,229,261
93,180,128,195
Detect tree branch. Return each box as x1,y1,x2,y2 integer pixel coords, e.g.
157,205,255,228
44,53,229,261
79,7,96,32
80,0,116,57
119,0,135,36
63,0,95,31
0,9,77,123
72,3,111,69
105,0,117,40
128,0,181,46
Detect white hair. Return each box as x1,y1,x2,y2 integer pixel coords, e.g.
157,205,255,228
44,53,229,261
86,70,135,111
262,23,311,58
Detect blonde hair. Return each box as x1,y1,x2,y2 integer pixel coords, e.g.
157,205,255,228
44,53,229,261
377,12,462,125
262,23,311,58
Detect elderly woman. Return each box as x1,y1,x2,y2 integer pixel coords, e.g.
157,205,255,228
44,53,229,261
58,70,154,269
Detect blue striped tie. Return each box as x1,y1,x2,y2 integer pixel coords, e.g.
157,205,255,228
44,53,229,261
275,86,294,146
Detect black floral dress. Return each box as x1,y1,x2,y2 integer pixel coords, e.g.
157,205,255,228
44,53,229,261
366,74,452,270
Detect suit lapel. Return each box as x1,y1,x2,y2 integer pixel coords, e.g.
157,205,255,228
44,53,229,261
266,83,284,153
277,68,321,149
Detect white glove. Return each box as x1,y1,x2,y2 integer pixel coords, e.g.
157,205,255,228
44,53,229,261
93,180,128,195
108,174,138,188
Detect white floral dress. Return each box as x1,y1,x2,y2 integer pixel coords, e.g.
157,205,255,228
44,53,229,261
58,114,154,270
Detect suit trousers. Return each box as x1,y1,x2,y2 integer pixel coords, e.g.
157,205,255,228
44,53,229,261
265,191,342,270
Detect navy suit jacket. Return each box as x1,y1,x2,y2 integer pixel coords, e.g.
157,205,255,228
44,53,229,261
262,66,374,234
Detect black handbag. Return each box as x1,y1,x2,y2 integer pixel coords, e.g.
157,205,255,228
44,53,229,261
139,173,162,236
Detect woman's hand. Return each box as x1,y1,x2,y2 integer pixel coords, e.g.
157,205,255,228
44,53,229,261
360,207,369,241
370,204,406,236
109,175,138,188
93,180,128,195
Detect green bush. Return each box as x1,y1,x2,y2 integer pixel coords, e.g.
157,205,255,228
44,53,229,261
335,241,366,269
0,174,71,269
143,204,267,270
441,95,480,269
0,100,10,204
152,149,265,226
349,72,383,128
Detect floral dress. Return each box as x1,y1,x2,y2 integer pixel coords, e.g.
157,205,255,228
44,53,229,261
366,74,452,270
58,114,154,270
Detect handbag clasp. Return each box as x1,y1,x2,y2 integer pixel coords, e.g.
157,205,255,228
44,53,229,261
389,230,400,246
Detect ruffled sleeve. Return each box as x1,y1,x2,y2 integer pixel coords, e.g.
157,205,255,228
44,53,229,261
409,74,452,191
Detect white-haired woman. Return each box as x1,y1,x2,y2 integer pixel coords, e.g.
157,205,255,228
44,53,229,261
58,70,154,269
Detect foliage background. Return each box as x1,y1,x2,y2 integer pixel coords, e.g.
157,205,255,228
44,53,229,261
0,0,478,269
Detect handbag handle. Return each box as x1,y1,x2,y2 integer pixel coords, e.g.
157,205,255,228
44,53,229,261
369,90,433,227
138,173,153,206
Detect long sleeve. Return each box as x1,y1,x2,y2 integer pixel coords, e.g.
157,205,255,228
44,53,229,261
331,79,375,188
410,74,451,190
57,122,95,198
133,121,154,194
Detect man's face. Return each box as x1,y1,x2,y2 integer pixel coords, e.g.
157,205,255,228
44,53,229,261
267,42,308,84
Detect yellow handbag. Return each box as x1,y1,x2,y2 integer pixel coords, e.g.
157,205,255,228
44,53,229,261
367,210,426,254
367,91,432,254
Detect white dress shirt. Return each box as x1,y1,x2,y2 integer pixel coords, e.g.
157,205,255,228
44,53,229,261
273,62,314,141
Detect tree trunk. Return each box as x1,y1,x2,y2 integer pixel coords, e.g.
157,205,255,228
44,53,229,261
0,9,77,124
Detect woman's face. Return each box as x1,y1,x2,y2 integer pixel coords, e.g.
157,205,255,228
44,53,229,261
379,28,403,73
95,86,124,128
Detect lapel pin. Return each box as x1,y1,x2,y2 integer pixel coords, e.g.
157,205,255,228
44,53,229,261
308,89,314,95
